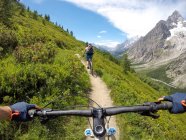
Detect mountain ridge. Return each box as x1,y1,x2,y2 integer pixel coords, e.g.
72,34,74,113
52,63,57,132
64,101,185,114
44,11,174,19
126,10,186,88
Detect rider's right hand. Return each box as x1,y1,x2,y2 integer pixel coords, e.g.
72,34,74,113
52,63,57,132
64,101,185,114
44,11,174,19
10,102,39,122
158,93,186,114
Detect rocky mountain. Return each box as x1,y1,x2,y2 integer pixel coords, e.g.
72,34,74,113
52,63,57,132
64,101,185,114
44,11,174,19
128,10,186,63
111,36,139,57
127,10,186,88
166,51,186,88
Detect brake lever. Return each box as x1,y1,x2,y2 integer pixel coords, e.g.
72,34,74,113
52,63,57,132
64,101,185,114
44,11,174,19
28,108,58,124
139,111,160,119
39,109,59,124
139,102,160,119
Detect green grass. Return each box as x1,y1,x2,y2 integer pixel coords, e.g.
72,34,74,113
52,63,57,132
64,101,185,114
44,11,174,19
0,49,90,140
137,64,172,83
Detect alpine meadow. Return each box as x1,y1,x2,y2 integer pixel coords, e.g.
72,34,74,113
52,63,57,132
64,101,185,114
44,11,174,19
0,0,186,140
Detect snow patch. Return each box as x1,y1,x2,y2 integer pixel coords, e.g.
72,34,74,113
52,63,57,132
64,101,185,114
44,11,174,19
167,21,186,41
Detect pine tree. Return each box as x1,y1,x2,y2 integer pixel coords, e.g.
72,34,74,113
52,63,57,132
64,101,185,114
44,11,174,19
47,15,50,21
27,6,30,12
70,31,73,36
122,54,131,73
33,10,38,19
61,25,63,30
67,29,70,34
44,14,50,21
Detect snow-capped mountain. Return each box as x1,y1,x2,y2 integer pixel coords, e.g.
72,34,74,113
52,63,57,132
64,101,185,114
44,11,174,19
111,36,140,57
92,43,115,53
128,10,186,64
127,10,186,88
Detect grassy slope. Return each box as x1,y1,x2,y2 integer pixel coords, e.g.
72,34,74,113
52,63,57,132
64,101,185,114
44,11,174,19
0,3,89,140
137,64,172,83
13,12,84,51
1,2,186,140
137,64,186,92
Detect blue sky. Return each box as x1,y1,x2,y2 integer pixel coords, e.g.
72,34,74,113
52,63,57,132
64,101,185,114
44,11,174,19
20,0,186,48
20,0,125,48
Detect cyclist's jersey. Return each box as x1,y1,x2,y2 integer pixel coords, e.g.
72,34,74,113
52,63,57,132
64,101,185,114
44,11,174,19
85,46,94,55
85,47,93,61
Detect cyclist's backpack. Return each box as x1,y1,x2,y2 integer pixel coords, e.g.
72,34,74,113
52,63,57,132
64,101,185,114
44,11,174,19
87,47,94,55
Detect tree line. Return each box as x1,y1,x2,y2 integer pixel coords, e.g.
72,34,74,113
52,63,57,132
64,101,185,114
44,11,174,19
0,0,74,37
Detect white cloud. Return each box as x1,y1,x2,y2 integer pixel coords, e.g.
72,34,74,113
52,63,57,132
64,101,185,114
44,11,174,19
99,30,107,34
97,35,102,38
64,0,186,38
95,40,120,48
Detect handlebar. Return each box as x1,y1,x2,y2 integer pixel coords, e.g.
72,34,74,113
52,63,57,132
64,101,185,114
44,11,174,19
105,102,172,116
28,102,172,138
29,102,172,118
29,109,92,117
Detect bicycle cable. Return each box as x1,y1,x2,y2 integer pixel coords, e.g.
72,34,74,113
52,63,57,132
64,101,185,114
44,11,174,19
41,93,102,132
42,93,101,108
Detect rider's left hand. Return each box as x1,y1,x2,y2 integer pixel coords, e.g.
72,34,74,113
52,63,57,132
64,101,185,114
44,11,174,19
10,102,39,122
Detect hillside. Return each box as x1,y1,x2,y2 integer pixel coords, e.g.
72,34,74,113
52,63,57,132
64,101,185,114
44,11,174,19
1,1,186,140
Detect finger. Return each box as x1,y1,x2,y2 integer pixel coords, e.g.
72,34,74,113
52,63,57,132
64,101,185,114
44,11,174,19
35,106,42,110
158,96,165,102
181,100,186,107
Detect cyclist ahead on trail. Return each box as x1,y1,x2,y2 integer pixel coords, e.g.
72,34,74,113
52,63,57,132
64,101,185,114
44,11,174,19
84,43,94,69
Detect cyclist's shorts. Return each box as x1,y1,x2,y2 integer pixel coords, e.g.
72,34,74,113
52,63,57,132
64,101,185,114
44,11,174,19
86,54,93,61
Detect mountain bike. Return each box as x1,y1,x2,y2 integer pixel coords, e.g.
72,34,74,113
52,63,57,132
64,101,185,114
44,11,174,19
28,101,172,140
87,58,97,77
88,58,93,74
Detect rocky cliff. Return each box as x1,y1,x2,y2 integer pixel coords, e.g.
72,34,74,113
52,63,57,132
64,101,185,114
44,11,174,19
127,10,186,88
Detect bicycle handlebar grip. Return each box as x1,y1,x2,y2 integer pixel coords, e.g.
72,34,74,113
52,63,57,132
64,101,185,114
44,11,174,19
156,102,173,110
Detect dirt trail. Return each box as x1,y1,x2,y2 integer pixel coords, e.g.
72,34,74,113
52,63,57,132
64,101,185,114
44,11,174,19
87,73,120,140
75,54,119,140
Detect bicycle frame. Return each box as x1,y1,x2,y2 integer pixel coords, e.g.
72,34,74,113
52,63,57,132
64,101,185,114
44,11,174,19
29,102,172,140
88,58,93,75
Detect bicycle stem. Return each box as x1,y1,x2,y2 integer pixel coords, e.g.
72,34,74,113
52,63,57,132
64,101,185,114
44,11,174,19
92,108,106,138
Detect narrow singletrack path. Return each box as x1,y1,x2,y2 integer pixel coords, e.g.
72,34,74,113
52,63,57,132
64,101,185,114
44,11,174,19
75,54,119,140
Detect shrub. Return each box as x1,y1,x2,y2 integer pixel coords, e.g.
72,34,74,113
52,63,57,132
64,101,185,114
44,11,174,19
0,50,90,139
0,24,18,57
14,42,57,63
